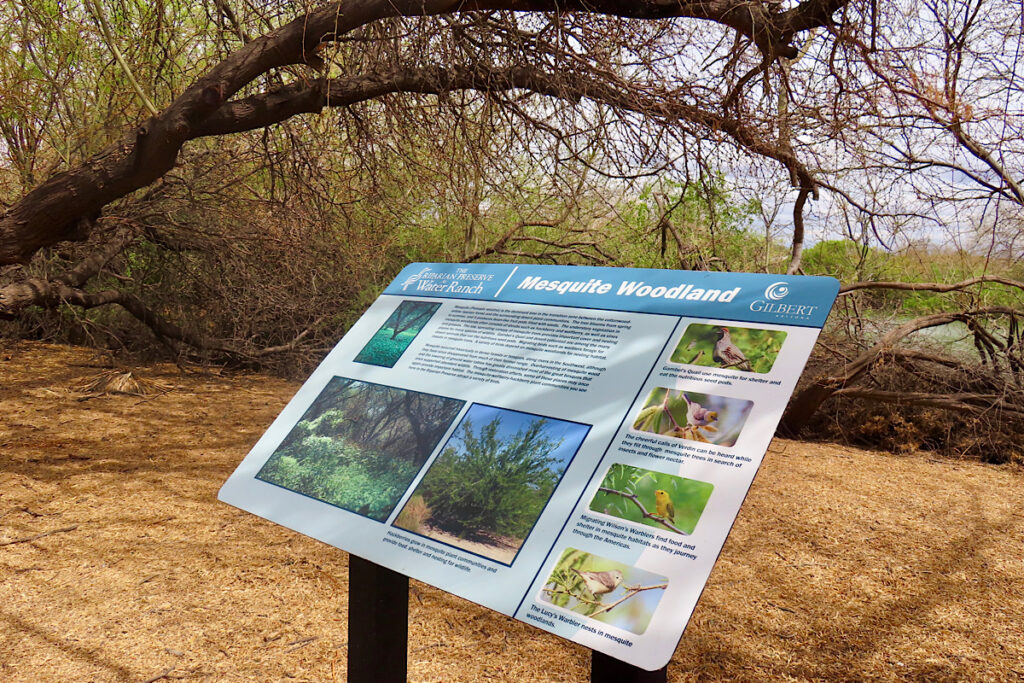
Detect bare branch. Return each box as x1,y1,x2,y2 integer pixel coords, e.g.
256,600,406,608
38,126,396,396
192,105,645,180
192,64,818,195
840,276,1024,295
832,389,1024,419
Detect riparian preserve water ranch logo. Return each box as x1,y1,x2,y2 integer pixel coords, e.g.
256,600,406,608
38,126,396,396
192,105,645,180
749,281,819,321
400,266,495,295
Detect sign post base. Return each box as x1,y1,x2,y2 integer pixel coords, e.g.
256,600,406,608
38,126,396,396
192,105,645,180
347,555,408,683
592,650,668,682
347,555,669,681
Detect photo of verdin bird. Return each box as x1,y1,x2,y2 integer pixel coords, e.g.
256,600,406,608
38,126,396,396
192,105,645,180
682,392,718,427
712,326,753,371
572,568,624,596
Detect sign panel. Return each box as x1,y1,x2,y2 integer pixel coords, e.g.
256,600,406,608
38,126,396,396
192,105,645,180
219,263,839,670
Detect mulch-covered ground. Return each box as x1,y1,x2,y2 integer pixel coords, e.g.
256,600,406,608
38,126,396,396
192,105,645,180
2,341,1023,682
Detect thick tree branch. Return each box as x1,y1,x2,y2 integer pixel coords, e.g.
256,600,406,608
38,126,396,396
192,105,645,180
0,275,218,350
0,239,322,359
0,0,846,265
786,184,812,275
826,308,1017,388
55,229,138,288
886,348,973,371
831,389,1024,419
780,307,1022,434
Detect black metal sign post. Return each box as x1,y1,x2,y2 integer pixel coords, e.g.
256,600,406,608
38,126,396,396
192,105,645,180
347,556,668,682
592,650,668,682
347,555,408,683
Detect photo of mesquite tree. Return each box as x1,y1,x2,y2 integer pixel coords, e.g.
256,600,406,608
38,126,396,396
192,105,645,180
670,324,786,374
257,377,463,521
354,300,441,368
395,405,589,564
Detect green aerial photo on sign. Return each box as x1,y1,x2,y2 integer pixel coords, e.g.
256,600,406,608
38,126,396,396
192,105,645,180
354,300,442,367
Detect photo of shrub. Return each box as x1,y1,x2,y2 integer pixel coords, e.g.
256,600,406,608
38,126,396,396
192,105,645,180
540,548,668,635
632,387,753,447
354,300,442,368
256,377,464,521
394,405,589,565
670,323,786,373
589,464,713,535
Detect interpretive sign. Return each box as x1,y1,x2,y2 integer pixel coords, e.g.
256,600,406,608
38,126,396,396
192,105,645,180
219,263,839,670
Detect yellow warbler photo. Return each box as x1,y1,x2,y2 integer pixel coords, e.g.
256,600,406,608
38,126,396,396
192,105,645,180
589,464,713,535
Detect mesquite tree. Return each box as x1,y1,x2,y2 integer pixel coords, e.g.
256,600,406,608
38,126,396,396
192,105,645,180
0,0,843,292
1,0,1022,449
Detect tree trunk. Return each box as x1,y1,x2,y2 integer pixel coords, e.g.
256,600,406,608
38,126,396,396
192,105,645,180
778,381,840,436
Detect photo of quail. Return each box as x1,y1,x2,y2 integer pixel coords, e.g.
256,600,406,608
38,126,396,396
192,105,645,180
712,326,753,371
669,323,787,373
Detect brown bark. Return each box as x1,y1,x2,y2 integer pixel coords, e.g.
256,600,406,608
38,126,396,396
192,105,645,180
786,184,812,275
0,229,135,318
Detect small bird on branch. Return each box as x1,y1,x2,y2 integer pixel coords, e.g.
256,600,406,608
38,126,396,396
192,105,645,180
713,326,752,371
682,392,718,427
654,489,675,523
572,569,624,597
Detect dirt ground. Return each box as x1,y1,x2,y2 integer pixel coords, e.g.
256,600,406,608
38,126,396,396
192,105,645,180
413,525,520,565
2,341,1023,682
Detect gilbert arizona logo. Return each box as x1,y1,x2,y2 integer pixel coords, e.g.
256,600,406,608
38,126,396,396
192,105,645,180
749,281,818,319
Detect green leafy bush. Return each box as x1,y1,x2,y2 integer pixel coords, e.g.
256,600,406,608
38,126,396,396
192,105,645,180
418,416,561,539
256,377,464,521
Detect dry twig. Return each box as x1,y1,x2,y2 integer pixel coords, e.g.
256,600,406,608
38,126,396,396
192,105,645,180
0,525,79,547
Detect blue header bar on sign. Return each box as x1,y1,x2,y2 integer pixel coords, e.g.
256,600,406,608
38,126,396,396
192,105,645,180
383,263,839,328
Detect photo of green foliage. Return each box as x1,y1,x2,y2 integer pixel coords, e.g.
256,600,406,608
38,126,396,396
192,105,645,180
633,387,753,447
256,377,464,521
540,548,668,635
395,405,589,565
670,323,786,373
354,300,441,368
589,464,713,535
